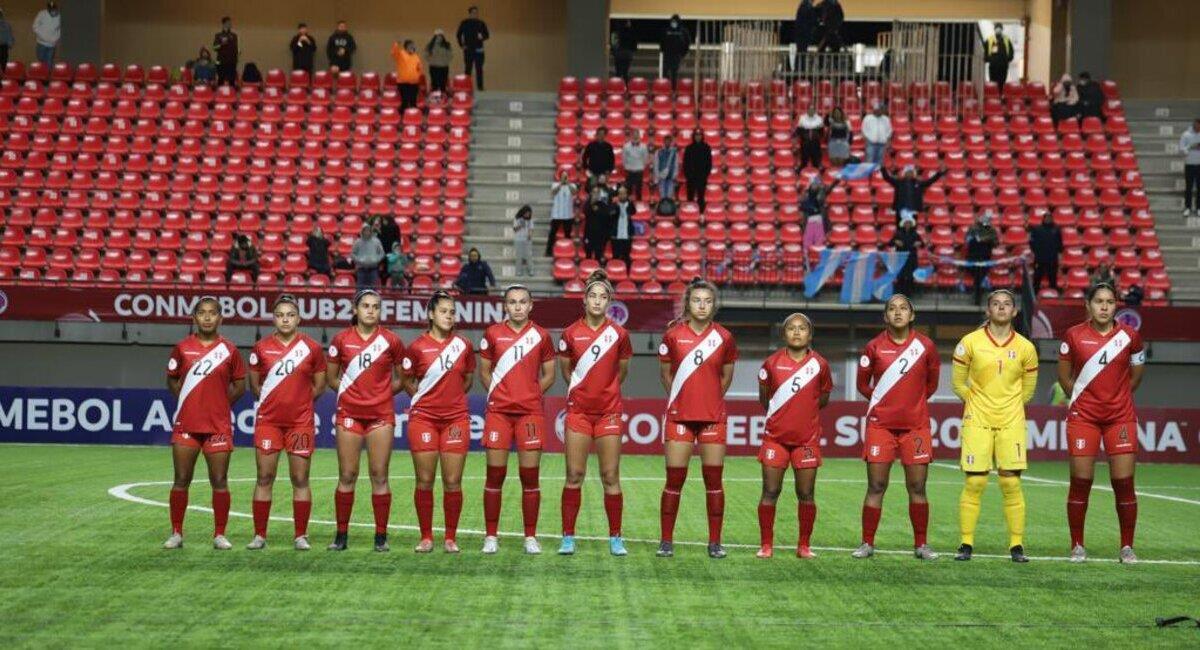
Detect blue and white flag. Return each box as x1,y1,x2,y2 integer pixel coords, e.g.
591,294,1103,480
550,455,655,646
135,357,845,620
835,163,879,181
803,247,850,298
840,251,877,303
872,251,910,301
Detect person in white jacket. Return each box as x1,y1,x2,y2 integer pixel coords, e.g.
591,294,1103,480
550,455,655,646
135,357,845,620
861,103,893,165
1180,118,1200,216
32,1,61,65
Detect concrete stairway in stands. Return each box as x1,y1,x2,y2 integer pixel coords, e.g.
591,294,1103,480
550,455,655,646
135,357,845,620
1124,99,1200,302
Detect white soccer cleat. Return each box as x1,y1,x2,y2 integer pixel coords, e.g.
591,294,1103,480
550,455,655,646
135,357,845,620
1069,544,1087,563
414,538,434,553
162,533,184,549
523,536,542,555
1119,545,1138,564
481,535,499,554
293,536,311,551
851,542,875,559
913,544,938,561
444,539,461,554
212,535,233,550
246,535,267,550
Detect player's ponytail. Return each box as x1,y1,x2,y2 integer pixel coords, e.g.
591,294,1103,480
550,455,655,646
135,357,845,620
681,276,719,323
584,269,614,300
426,290,455,331
350,289,380,327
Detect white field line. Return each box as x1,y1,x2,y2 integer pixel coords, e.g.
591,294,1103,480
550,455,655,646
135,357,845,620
930,462,1200,506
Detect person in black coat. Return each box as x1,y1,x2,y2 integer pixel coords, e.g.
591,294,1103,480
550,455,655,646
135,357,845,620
888,211,924,296
456,6,490,90
610,186,637,266
818,0,844,52
794,0,819,71
581,127,616,180
1028,212,1064,291
1076,72,1106,122
881,164,947,221
289,23,317,74
611,20,637,82
326,21,357,72
306,226,333,277
213,16,239,86
583,189,614,263
683,130,713,211
660,14,690,89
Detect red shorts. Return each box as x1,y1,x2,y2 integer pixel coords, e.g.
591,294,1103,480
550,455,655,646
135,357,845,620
1067,419,1138,457
564,411,622,438
171,431,234,453
664,419,726,445
863,424,933,465
758,438,822,469
408,415,470,454
482,412,544,451
335,409,394,436
253,424,315,457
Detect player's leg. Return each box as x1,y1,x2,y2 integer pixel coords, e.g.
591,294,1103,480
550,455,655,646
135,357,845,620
439,448,467,553
286,452,313,549
595,432,625,555
411,450,439,552
365,424,396,551
249,448,282,548
1107,448,1138,563
1066,420,1100,561
203,449,233,549
559,425,591,554
956,426,994,560
698,438,728,558
757,462,786,557
995,425,1029,562
857,461,891,556
902,463,935,559
794,465,818,558
517,446,543,554
658,433,695,556
481,412,513,553
329,425,364,550
165,442,202,547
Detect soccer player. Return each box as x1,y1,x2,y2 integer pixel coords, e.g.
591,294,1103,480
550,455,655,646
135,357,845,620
246,294,326,551
163,296,247,550
478,285,557,554
852,295,940,560
952,289,1038,563
402,291,475,554
556,271,633,556
755,312,832,559
1057,283,1145,564
657,278,739,559
325,290,406,552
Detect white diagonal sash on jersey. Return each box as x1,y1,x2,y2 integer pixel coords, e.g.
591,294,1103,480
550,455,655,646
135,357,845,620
1070,330,1131,406
765,357,822,419
488,328,544,395
567,325,619,396
411,336,468,408
173,342,233,423
256,341,313,412
866,338,927,417
667,329,726,411
337,335,392,396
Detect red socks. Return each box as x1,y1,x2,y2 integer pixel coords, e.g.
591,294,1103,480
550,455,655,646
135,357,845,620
604,492,623,537
758,503,776,547
561,486,582,536
519,466,540,537
444,490,463,542
702,465,724,544
334,489,355,534
371,493,392,535
252,499,271,537
798,502,817,548
1111,476,1138,548
909,502,929,547
861,504,881,545
483,465,506,537
293,500,311,538
212,490,230,536
659,466,688,542
169,488,188,535
1067,476,1093,547
414,488,434,540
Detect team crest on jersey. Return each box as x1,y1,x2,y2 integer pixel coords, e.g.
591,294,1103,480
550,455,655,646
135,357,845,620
859,355,870,368
1059,342,1069,355
1007,350,1017,360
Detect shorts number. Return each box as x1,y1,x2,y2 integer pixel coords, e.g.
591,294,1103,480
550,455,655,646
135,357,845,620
590,344,602,361
801,446,815,460
359,352,373,370
191,359,214,376
285,431,312,450
897,358,910,375
692,350,704,366
524,422,538,440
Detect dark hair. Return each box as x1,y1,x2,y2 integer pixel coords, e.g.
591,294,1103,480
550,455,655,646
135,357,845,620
350,289,380,326
221,16,231,23
273,293,300,311
469,5,479,12
298,22,307,28
403,39,415,49
1086,282,1118,302
503,283,531,300
426,290,455,327
584,269,613,299
426,34,450,54
885,293,915,312
516,204,532,219
1079,71,1092,81
193,295,220,315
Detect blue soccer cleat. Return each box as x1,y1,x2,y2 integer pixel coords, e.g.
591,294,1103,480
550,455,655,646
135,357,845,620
609,536,628,557
558,535,576,555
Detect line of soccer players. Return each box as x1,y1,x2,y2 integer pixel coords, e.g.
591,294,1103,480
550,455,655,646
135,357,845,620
162,276,1144,563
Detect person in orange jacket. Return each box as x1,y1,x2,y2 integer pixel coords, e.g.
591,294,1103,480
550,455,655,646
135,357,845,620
391,39,424,110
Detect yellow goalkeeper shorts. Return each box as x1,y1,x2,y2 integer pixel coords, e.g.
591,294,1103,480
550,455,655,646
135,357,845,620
961,424,1027,472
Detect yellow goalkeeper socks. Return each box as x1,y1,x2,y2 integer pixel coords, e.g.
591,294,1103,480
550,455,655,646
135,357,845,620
998,474,1026,548
958,474,988,546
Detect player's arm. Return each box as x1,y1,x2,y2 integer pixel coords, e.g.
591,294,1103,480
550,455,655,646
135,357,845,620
478,357,493,390
1130,342,1146,392
758,380,770,410
659,360,672,394
326,359,342,392
818,391,831,409
855,351,873,399
166,375,181,395
248,368,263,398
539,359,556,393
557,356,572,384
617,358,630,384
951,339,971,402
1056,357,1074,396
1021,347,1039,404
311,366,327,397
390,361,406,396
227,376,247,403
925,345,941,397
719,362,734,394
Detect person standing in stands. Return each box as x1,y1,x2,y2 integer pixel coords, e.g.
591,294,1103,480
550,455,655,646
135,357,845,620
793,0,818,72
581,127,616,183
456,6,489,91
861,103,892,165
1029,212,1063,292
513,205,534,277
213,16,239,87
984,24,1014,95
611,19,637,82
882,164,947,223
455,248,496,294
683,130,713,211
352,225,385,290
391,39,424,111
0,9,14,76
1179,118,1200,217
327,21,357,72
826,107,851,166
660,14,690,90
584,189,614,263
622,129,650,201
547,171,578,256
425,29,454,95
225,234,260,284
610,187,637,267
1075,72,1105,122
965,211,999,305
818,0,844,52
654,134,680,201
32,1,61,66
888,212,923,296
290,23,317,75
795,105,825,171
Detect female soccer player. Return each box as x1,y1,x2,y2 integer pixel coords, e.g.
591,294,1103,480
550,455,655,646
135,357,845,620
325,289,406,552
657,278,739,559
755,312,832,559
1057,283,1145,564
246,294,326,551
163,296,247,550
479,285,557,555
556,271,633,556
853,295,940,560
952,289,1039,563
403,290,475,554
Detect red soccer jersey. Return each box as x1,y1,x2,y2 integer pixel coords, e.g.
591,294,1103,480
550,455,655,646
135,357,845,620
480,320,555,415
167,334,247,436
856,330,940,430
250,333,323,428
658,321,739,422
403,331,475,421
327,326,406,419
559,318,633,414
758,348,833,445
1059,321,1145,424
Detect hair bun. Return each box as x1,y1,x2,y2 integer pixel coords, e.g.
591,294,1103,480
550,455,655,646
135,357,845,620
587,269,609,283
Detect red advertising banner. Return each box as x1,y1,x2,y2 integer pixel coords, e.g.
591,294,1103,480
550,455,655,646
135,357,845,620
1032,303,1200,342
0,285,677,331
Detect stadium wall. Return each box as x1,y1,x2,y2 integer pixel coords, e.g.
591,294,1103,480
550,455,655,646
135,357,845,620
1111,0,1200,99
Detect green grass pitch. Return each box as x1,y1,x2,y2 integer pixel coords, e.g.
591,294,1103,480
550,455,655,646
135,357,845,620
1,444,1197,648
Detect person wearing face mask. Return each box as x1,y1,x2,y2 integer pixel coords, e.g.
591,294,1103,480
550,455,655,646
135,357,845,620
984,23,1014,95
660,14,691,90
213,16,239,86
290,23,317,75
1050,74,1080,125
881,163,947,223
32,1,61,66
391,39,425,111
965,211,999,305
888,212,924,297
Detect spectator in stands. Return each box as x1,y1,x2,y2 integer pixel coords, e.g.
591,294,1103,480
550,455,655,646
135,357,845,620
881,163,947,222
192,48,216,85
861,103,893,165
425,29,453,95
1180,118,1200,216
592,173,615,203
226,234,260,284
611,186,637,267
327,21,357,72
376,216,401,262
391,39,424,111
1090,261,1117,292
1076,72,1105,122
795,105,825,170
456,247,496,294
289,23,317,75
889,211,923,296
654,134,680,201
456,6,489,91
683,130,714,211
801,177,839,258
0,10,13,76
1029,212,1063,291
818,0,844,52
584,189,614,263
385,243,411,290
622,129,650,201
213,16,239,87
352,225,385,290
984,24,1014,95
826,106,851,166
965,211,999,304
547,171,578,255
306,226,333,278
660,14,691,90
794,0,818,71
1050,73,1080,125
513,204,534,277
581,127,616,181
241,62,262,85
32,2,60,66
1123,284,1144,307
611,19,637,82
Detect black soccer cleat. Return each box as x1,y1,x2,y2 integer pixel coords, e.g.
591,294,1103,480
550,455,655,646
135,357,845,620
655,541,674,558
327,532,348,551
1010,545,1029,563
707,543,727,559
374,532,390,552
954,543,973,561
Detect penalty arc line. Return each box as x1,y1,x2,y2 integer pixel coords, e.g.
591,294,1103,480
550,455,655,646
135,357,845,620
930,462,1200,506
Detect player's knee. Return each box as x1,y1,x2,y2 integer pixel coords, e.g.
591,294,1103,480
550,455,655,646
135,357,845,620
415,475,435,491
256,471,276,487
289,473,309,490
209,475,229,491
599,467,620,490
760,486,782,504
171,476,192,490
867,478,889,496
565,466,587,487
338,468,359,485
442,478,462,492
368,467,389,488
906,479,926,498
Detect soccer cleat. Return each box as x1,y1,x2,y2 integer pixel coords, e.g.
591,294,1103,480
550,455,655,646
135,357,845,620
913,545,938,561
162,533,184,550
1010,545,1029,563
797,546,816,559
1069,544,1087,563
246,535,267,550
954,543,973,561
851,542,875,559
1119,546,1138,564
212,535,233,550
374,533,390,552
707,543,727,559
481,535,499,554
523,536,542,555
327,532,348,551
444,539,460,554
293,536,311,551
655,541,674,558
609,536,628,557
756,545,773,559
557,535,576,555
414,538,434,553
1184,209,1192,217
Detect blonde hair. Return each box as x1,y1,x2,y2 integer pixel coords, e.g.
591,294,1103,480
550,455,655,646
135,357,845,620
584,269,614,300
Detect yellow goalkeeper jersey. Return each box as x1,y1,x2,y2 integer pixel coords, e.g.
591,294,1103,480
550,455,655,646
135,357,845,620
952,326,1039,429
